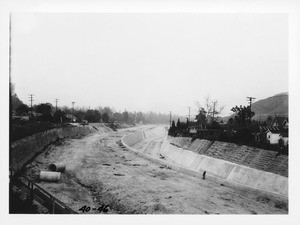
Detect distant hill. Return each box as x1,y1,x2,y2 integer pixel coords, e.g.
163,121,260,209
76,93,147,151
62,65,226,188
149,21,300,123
251,92,288,120
223,92,288,122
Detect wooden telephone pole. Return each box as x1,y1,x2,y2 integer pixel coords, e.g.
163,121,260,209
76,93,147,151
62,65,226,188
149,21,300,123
72,102,75,122
55,99,59,112
247,97,256,111
29,94,34,112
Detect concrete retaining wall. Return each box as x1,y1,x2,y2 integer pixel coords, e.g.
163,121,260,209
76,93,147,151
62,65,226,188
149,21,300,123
168,137,288,177
10,124,107,171
122,130,288,197
122,131,146,147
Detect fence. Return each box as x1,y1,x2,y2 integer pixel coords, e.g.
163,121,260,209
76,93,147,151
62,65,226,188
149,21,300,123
10,168,78,214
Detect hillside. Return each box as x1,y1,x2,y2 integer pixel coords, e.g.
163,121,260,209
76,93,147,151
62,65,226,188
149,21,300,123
223,92,288,121
251,92,288,120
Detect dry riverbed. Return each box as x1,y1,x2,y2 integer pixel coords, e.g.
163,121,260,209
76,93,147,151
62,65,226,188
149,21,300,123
23,125,288,214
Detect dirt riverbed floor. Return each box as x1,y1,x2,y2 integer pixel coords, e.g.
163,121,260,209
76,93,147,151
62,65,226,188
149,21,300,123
23,125,288,214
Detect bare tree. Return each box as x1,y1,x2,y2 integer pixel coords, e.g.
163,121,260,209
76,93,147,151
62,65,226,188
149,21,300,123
204,95,214,117
195,96,226,123
214,104,225,116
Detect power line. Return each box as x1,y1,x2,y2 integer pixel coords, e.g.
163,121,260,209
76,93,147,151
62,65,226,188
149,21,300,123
188,107,191,123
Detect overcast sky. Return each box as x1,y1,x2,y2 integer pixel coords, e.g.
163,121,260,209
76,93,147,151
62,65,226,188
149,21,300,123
11,13,288,117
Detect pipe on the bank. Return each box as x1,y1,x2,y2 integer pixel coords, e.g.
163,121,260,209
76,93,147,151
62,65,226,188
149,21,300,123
49,163,66,172
39,171,61,182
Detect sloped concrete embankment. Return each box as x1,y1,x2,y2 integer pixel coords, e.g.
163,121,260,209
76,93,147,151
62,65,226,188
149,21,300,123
168,137,288,177
122,131,288,197
10,124,109,171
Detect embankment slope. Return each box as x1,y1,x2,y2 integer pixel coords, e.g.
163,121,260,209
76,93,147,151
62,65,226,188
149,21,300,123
121,127,288,197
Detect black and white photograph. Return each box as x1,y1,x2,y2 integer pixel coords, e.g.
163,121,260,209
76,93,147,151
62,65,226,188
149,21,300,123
1,0,300,224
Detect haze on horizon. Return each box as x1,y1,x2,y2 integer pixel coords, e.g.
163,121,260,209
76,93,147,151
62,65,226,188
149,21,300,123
11,13,288,118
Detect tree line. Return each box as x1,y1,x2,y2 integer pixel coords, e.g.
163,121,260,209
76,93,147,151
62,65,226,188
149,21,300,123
10,83,175,124
14,101,175,125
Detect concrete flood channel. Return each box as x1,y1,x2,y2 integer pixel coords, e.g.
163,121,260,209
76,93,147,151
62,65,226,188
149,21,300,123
20,124,288,214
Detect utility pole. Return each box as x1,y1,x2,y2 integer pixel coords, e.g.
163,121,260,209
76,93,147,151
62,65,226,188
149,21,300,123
247,97,256,111
55,99,58,112
72,101,75,122
29,94,34,112
169,111,172,127
212,101,217,121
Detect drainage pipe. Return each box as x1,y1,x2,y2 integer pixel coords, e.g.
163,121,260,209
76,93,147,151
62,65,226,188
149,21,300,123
39,171,61,182
49,163,66,172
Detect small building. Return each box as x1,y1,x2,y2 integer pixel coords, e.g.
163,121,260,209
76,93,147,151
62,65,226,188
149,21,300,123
260,125,288,145
189,126,198,134
65,114,77,122
266,129,281,144
12,112,32,121
188,124,207,134
272,116,288,128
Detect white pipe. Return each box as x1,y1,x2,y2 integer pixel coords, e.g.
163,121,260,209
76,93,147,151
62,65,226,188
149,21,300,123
39,171,61,182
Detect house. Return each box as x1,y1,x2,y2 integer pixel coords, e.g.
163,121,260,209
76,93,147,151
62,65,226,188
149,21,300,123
266,129,281,144
272,116,288,128
65,114,77,122
260,125,288,146
12,111,31,121
189,125,199,134
260,126,280,144
188,124,208,134
188,121,206,130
